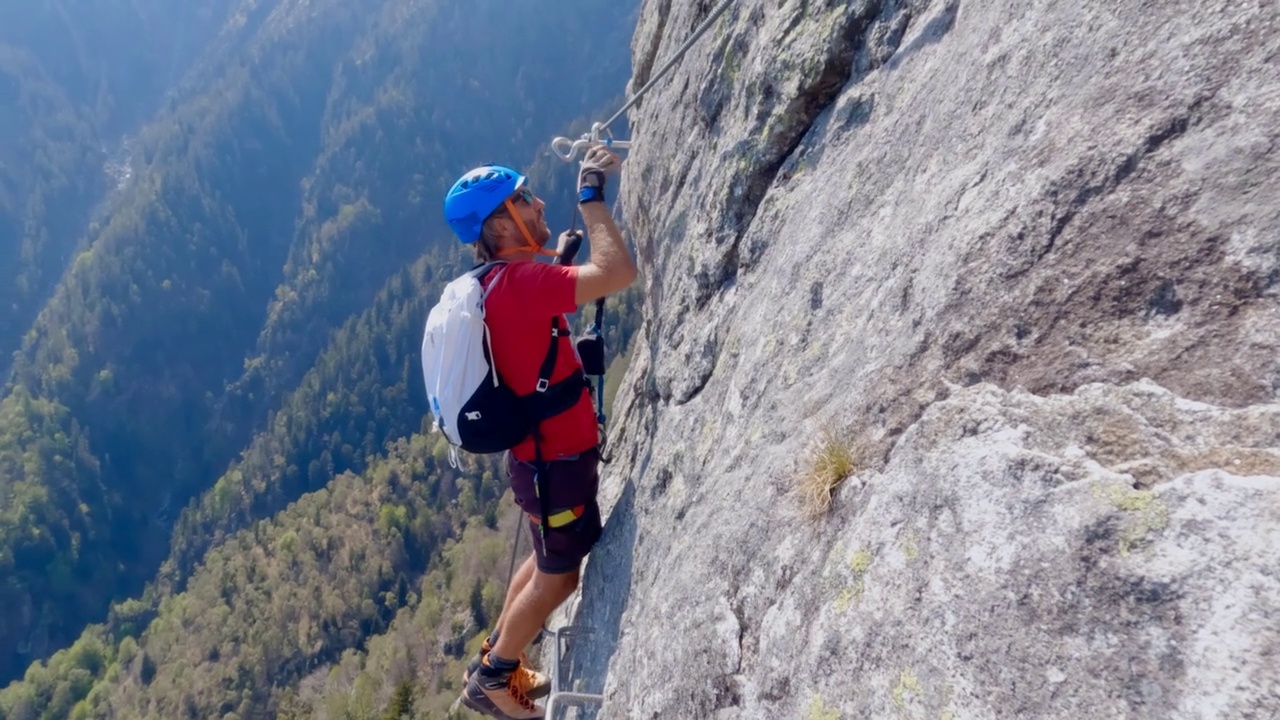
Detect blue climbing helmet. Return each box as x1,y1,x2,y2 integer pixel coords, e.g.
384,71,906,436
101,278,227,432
444,163,527,243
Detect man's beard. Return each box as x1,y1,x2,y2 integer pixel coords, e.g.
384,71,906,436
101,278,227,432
535,219,553,247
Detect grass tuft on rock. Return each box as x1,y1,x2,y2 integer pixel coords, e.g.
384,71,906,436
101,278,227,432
798,429,859,518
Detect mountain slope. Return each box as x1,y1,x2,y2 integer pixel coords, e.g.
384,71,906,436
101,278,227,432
0,1,348,679
0,49,100,378
0,0,640,687
0,0,236,370
0,432,506,720
160,251,458,594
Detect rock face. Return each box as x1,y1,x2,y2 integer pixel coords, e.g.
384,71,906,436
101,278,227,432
560,0,1280,718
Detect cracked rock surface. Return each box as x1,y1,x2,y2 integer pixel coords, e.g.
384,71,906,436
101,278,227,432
558,0,1280,718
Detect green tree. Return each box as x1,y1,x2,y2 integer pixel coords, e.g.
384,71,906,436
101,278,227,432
379,680,414,720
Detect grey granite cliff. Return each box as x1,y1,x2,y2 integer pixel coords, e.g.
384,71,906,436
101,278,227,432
557,1,1280,718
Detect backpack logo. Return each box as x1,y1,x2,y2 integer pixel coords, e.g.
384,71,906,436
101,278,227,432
465,411,482,421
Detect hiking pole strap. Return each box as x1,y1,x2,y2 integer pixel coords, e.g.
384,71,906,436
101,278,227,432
533,436,551,542
593,298,607,424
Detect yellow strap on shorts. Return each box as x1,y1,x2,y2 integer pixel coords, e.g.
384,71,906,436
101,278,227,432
528,504,586,529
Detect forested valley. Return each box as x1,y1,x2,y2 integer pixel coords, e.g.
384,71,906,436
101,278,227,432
0,1,643,717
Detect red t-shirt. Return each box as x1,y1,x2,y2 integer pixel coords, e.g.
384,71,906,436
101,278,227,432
482,261,599,462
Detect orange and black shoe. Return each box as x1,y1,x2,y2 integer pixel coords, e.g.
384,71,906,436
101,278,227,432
464,643,550,700
461,654,546,719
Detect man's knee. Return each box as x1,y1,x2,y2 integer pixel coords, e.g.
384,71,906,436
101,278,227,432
532,566,580,600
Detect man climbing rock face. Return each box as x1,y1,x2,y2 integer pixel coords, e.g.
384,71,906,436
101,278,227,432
443,145,637,719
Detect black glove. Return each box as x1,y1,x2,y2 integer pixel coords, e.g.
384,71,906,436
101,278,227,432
578,145,619,204
555,230,584,266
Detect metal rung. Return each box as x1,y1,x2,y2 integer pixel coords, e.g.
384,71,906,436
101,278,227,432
546,624,603,719
550,625,593,693
546,691,604,719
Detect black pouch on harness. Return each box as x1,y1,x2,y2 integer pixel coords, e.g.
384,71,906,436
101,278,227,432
576,296,608,377
575,331,606,376
456,373,534,454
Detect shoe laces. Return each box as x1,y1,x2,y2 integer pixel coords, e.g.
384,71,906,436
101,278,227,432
516,662,544,688
507,662,538,711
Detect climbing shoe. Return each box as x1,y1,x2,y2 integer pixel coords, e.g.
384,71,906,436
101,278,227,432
463,642,550,700
461,654,546,719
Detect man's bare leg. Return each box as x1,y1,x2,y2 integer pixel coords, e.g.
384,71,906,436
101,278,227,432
492,552,537,641
465,552,536,685
490,566,580,663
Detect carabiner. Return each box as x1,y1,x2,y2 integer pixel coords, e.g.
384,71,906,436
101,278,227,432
551,122,632,162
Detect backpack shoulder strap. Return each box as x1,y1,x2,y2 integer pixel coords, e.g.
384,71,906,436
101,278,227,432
474,260,508,299
533,315,564,393
525,314,587,417
469,260,507,277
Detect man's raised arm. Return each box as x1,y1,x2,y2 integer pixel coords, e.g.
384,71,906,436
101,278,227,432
570,146,637,305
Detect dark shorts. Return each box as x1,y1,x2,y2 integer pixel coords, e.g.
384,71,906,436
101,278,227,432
507,446,602,574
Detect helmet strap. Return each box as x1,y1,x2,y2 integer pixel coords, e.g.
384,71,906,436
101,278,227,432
497,198,557,258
